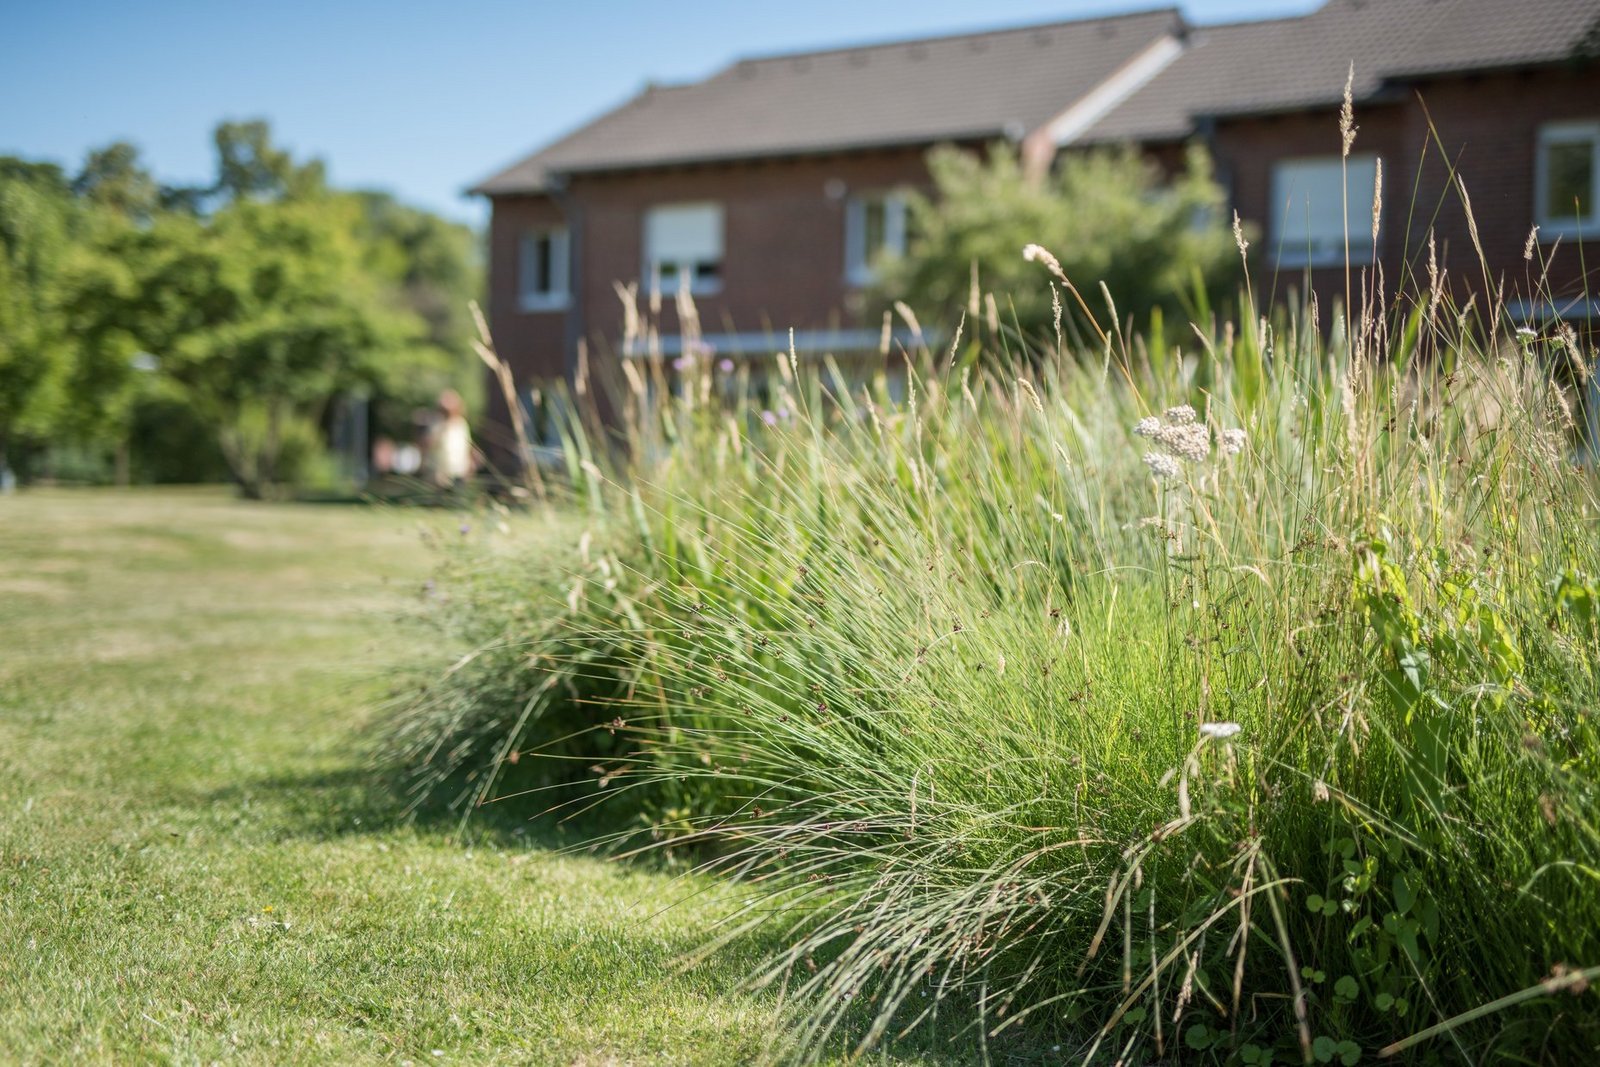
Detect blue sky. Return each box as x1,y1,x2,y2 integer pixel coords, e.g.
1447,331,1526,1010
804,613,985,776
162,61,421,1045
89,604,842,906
1,1,1316,226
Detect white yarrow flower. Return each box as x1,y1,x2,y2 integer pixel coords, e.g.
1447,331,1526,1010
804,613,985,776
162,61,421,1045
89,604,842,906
1219,428,1248,456
1143,452,1182,481
1133,416,1161,437
1199,721,1242,740
1163,404,1197,426
1154,422,1211,462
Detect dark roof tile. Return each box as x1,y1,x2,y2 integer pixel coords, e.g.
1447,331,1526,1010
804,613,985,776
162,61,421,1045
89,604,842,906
1082,0,1600,144
472,8,1184,194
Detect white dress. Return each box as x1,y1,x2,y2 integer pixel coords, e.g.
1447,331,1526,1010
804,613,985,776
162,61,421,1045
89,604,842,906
435,417,473,481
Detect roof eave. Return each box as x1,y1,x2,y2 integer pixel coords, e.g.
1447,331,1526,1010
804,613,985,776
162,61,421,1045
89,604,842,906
474,128,1024,196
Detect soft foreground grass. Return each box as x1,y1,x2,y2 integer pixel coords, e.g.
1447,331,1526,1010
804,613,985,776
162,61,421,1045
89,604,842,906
0,488,945,1066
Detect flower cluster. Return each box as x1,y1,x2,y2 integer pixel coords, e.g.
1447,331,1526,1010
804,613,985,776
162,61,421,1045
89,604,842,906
1133,405,1247,481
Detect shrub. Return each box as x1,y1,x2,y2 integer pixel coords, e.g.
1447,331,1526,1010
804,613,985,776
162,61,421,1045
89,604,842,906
385,267,1600,1062
876,144,1241,349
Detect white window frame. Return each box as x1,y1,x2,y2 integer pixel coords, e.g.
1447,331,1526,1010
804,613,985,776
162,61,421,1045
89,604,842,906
518,227,570,312
1270,154,1380,268
643,202,724,296
1535,121,1600,238
844,192,909,286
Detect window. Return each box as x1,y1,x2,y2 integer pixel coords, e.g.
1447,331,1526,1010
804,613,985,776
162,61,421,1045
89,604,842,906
1270,155,1379,267
845,193,908,285
1537,122,1599,235
644,203,723,295
518,228,569,311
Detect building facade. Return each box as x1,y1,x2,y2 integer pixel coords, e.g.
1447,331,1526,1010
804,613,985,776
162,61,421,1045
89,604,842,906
473,0,1600,454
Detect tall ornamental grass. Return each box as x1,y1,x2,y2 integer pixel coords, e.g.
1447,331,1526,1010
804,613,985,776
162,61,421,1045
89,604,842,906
385,246,1600,1062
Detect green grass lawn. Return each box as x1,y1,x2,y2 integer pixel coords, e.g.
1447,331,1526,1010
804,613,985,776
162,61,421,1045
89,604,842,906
0,489,936,1066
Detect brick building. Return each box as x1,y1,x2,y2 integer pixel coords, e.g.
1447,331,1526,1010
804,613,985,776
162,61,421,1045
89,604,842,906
473,0,1599,452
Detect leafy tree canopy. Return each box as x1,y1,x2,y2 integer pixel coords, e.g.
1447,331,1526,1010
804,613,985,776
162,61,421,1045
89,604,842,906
0,119,481,491
878,144,1242,350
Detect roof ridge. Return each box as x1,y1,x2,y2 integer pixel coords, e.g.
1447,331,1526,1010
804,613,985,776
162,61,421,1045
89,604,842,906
715,5,1184,71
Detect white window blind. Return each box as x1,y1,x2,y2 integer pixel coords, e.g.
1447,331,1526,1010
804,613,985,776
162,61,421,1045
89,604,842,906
644,203,723,293
1271,155,1378,266
845,193,908,285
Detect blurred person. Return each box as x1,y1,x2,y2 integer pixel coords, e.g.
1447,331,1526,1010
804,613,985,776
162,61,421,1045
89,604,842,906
430,389,474,489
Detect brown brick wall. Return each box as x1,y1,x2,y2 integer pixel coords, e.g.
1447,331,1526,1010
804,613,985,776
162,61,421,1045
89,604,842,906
565,148,934,353
1407,65,1600,303
483,194,568,456
483,147,937,448
1213,64,1600,316
1212,102,1412,312
486,193,569,381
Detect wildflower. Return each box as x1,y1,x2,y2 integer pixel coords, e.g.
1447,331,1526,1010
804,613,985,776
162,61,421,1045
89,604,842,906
1133,416,1161,437
1154,422,1211,462
1515,327,1537,343
1143,452,1182,481
1219,428,1248,456
672,355,693,372
760,410,779,426
1199,721,1242,740
1163,404,1197,425
718,358,735,373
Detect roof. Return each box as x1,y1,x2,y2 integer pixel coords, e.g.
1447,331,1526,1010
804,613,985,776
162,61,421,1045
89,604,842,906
471,8,1184,195
1082,0,1600,144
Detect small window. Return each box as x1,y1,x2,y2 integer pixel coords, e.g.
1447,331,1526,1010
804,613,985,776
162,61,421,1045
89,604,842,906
1537,122,1599,235
518,228,569,311
1270,155,1379,267
644,203,723,295
845,192,908,285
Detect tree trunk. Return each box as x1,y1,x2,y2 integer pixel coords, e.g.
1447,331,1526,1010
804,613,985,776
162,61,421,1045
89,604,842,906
217,425,262,500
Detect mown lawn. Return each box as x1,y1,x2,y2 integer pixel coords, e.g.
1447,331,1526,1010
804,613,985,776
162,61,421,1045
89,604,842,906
0,489,933,1066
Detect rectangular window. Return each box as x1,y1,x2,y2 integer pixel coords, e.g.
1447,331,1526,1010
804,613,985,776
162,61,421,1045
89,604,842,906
845,192,908,285
1537,122,1599,235
644,203,723,295
518,228,569,311
1270,155,1379,267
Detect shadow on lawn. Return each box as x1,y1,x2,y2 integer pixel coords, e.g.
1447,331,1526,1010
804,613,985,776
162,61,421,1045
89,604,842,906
198,754,1068,1065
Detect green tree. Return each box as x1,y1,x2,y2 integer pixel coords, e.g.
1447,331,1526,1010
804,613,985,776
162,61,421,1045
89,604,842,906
347,190,483,436
3,120,480,492
85,192,419,497
878,144,1240,348
73,142,159,221
213,119,326,202
0,161,77,479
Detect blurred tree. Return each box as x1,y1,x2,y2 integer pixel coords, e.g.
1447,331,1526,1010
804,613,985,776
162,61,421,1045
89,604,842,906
85,192,421,496
2,120,481,492
0,161,77,480
877,145,1240,349
347,190,483,436
73,142,159,221
213,119,326,202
